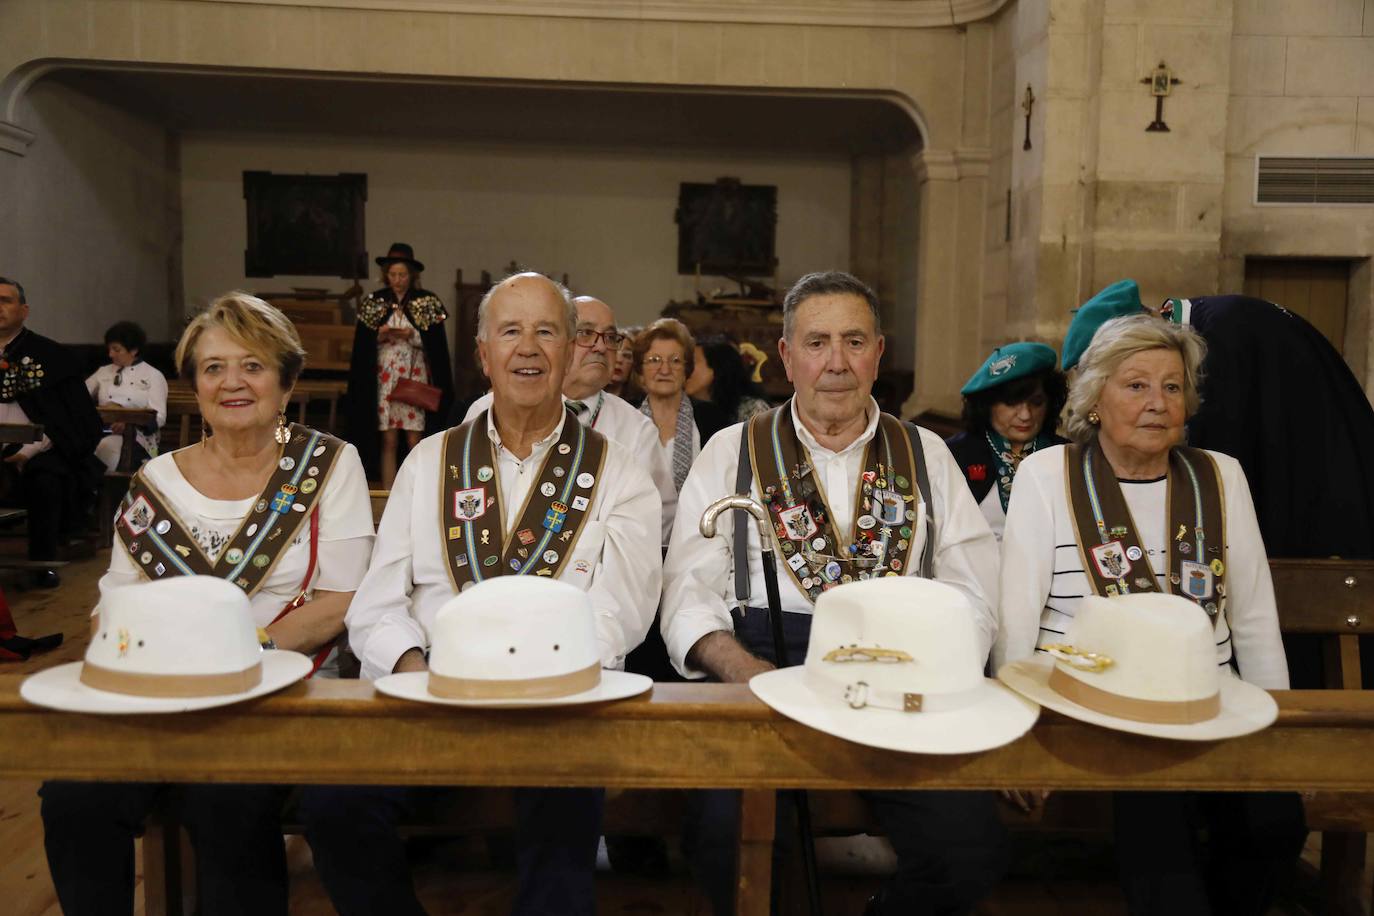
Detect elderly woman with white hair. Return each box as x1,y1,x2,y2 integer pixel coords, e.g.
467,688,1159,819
995,313,1303,916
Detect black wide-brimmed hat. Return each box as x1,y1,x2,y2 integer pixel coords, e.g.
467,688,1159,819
376,242,425,273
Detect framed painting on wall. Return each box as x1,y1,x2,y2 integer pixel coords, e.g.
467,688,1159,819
243,171,368,278
676,177,777,277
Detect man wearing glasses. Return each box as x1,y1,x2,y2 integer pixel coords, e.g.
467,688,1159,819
466,294,676,541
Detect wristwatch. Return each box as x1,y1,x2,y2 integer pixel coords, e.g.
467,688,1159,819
256,627,278,651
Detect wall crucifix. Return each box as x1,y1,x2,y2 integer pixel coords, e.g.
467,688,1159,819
1021,85,1035,150
1141,61,1182,132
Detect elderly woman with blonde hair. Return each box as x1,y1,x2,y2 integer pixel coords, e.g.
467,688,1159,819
995,313,1303,916
40,292,374,915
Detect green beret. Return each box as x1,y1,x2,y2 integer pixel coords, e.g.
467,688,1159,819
1061,279,1146,371
961,342,1058,396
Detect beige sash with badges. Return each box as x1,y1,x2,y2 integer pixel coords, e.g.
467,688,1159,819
747,403,921,602
114,424,344,595
1065,442,1228,621
440,408,608,592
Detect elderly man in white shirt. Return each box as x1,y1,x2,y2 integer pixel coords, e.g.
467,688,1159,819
661,271,1007,916
466,294,676,544
304,272,661,916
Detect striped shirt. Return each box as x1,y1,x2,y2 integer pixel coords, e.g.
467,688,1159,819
995,445,1289,690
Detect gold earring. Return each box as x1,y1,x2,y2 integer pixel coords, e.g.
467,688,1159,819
273,411,290,445
1088,410,1101,425
200,417,209,447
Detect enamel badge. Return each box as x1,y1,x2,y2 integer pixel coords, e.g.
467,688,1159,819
453,487,487,522
1090,540,1132,580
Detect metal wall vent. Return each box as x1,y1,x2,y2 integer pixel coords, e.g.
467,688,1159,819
1256,156,1374,205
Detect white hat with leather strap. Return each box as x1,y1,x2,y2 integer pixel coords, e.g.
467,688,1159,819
750,577,1039,754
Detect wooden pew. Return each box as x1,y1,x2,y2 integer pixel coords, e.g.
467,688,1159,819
3,680,1374,916
1270,558,1374,915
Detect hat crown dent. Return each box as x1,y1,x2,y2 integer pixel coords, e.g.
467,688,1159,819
428,577,599,681
86,576,261,677
805,577,983,697
1059,594,1219,703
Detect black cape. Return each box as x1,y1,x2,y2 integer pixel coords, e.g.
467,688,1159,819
1182,295,1374,687
1,328,102,470
945,431,999,504
345,287,454,480
1185,295,1374,560
945,428,1068,505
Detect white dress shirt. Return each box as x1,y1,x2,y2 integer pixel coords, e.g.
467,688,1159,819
98,443,376,628
466,390,676,543
995,444,1289,690
660,398,1001,678
348,408,663,682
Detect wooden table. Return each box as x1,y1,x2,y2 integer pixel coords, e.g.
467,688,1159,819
97,406,158,473
3,679,1373,915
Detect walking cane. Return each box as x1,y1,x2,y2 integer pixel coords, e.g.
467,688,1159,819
701,495,824,916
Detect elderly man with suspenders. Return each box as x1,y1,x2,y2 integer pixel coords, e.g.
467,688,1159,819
659,271,1008,916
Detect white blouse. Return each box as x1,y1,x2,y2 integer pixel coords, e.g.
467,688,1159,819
86,362,169,458
995,444,1289,690
99,442,376,629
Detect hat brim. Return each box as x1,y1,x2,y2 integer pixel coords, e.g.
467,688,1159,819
375,255,425,272
373,670,652,709
997,657,1277,741
749,669,1039,755
19,651,313,715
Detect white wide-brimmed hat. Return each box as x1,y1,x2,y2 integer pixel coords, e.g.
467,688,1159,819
998,592,1278,741
750,577,1039,754
375,577,651,708
22,576,312,714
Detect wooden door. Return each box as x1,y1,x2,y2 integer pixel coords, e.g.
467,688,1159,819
1243,258,1351,351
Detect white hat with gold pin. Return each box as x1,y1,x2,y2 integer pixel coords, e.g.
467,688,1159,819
997,592,1278,740
22,576,312,714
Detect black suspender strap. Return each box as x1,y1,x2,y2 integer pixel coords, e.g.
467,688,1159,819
733,427,754,604
904,421,936,580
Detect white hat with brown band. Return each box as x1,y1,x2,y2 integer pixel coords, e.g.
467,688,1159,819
373,577,652,708
21,576,312,714
998,593,1278,741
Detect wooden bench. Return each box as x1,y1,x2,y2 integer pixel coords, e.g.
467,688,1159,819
5,678,1374,916
94,557,1374,914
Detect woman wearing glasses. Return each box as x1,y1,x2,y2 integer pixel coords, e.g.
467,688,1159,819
85,321,168,472
633,318,727,494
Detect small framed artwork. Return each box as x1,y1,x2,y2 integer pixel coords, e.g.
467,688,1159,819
676,177,777,277
243,171,368,278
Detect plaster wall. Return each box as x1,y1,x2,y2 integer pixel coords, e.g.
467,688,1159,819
1222,0,1374,386
180,132,852,333
0,80,178,342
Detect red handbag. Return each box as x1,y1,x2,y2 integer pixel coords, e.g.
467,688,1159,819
389,377,441,412
388,348,442,412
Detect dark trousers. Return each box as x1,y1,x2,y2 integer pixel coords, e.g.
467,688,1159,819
300,785,605,916
683,608,1009,916
39,780,289,916
23,450,85,561
1113,790,1307,916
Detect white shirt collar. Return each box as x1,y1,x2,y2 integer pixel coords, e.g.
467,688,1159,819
788,395,881,460
486,402,566,461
